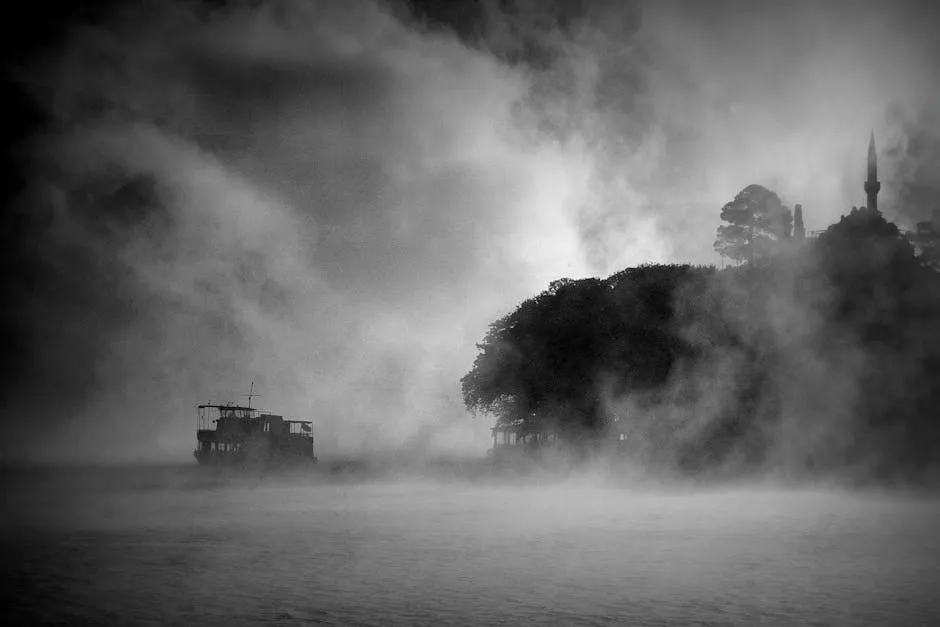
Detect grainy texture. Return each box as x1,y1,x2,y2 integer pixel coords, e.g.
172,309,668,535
2,467,938,626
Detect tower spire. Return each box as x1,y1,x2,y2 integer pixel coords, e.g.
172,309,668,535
865,130,880,212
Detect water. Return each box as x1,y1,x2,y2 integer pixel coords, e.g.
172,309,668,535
3,465,939,626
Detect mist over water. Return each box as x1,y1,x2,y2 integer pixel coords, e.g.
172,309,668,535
4,467,940,626
4,3,940,622
4,0,940,463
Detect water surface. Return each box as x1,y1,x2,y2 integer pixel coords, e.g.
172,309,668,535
3,466,938,626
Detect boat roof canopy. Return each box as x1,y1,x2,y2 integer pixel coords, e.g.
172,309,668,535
197,405,310,425
198,404,257,411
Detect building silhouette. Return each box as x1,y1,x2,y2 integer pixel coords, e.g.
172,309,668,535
865,130,881,213
793,204,805,240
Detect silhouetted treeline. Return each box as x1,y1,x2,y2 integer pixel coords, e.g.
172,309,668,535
463,207,940,484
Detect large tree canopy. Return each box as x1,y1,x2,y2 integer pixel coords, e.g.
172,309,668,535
714,184,793,263
464,206,940,483
461,265,713,438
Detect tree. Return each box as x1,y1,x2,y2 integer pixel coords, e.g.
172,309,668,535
810,206,940,478
461,277,612,437
815,205,919,289
461,266,711,442
714,184,793,263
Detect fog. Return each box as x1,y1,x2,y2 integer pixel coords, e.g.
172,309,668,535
4,465,939,625
4,0,940,464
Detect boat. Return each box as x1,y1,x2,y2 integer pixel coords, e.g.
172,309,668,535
193,394,317,467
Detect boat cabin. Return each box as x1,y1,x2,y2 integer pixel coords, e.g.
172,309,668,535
194,403,316,466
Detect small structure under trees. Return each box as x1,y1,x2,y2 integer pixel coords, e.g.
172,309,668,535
490,419,558,452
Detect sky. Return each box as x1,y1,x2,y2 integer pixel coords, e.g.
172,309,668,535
3,0,940,463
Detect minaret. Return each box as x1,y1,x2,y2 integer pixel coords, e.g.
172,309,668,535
793,204,805,240
865,130,881,212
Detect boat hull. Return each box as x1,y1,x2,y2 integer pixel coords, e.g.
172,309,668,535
194,449,317,469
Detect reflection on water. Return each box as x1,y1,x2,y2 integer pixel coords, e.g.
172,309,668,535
2,465,939,626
